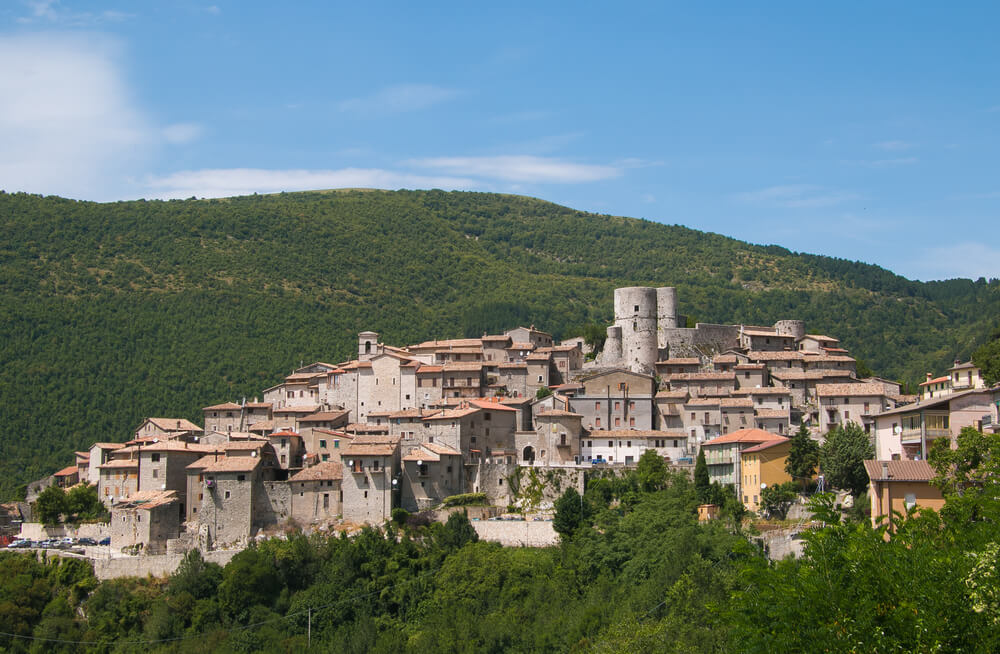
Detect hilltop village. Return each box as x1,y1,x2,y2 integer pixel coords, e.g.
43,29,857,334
25,287,1000,553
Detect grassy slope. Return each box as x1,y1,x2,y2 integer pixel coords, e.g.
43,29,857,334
0,189,996,497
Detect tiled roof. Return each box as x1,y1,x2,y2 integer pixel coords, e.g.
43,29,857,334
202,402,243,411
99,459,139,469
481,334,512,342
734,363,766,370
412,338,483,349
297,411,350,423
770,370,851,381
815,383,887,397
273,405,320,414
732,388,793,396
740,437,791,454
442,362,484,372
702,428,783,446
344,423,389,433
536,409,583,418
719,398,754,408
864,459,936,482
423,442,462,456
803,353,856,363
389,408,440,419
289,461,343,482
746,351,805,361
754,409,790,419
919,375,950,387
54,466,78,477
422,408,480,421
655,390,689,400
657,357,702,366
202,456,262,474
948,360,977,372
667,372,736,381
684,398,720,406
343,443,397,456
712,354,739,364
499,362,527,369
416,365,444,374
92,442,125,450
115,490,178,510
468,399,517,412
591,429,688,438
245,402,272,409
873,388,992,417
145,418,203,432
402,448,440,462
507,342,536,351
742,329,785,337
525,353,551,361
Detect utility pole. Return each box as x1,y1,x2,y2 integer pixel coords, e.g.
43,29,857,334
308,607,311,648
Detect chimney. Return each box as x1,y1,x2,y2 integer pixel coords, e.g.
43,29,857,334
882,462,889,479
926,373,932,381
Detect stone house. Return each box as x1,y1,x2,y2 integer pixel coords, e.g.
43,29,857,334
202,402,243,434
193,455,266,546
517,409,583,465
87,443,124,485
754,408,791,435
711,354,741,372
243,401,273,429
341,439,400,525
655,358,702,377
567,369,657,432
654,390,689,431
441,362,486,399
288,462,342,524
109,490,181,554
504,326,554,349
719,398,754,434
733,363,767,390
526,353,552,396
797,334,841,353
739,329,795,352
497,363,529,398
481,334,512,364
266,430,305,470
272,405,320,431
537,344,583,385
98,459,139,505
701,428,784,500
297,410,350,431
816,382,895,435
400,443,463,511
745,351,805,371
665,372,736,398
302,428,353,464
802,353,857,375
682,398,722,444
505,341,536,363
414,365,445,407
356,352,421,419
133,417,203,441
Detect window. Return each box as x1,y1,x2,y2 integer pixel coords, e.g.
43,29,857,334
281,438,287,447
904,493,917,510
608,440,613,447
634,305,639,312
225,491,231,499
323,494,329,508
372,460,379,471
629,417,635,426
629,401,635,410
151,453,160,463
152,469,158,478
615,417,621,426
615,401,621,410
626,440,632,447
595,417,601,427
704,412,710,423
690,412,696,420
334,440,339,448
595,401,601,410
322,454,329,461
319,439,327,449
484,412,491,421
237,474,245,482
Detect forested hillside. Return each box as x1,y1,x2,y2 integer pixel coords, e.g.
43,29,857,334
1,189,997,497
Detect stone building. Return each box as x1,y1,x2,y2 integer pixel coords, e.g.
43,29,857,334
400,443,463,511
133,417,203,442
288,461,342,524
567,369,657,432
341,438,400,525
517,409,584,465
109,490,181,554
580,429,688,465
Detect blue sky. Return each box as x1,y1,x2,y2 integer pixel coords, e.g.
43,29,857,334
1,1,998,281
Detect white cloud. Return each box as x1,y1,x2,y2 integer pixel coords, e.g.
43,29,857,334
874,140,915,151
907,242,1000,281
0,33,150,199
734,184,858,209
17,0,133,25
337,84,459,114
142,168,481,199
408,155,622,183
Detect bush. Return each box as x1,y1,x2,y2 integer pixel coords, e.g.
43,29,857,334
442,493,488,507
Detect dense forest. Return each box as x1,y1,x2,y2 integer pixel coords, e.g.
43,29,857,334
1,189,998,497
2,431,999,653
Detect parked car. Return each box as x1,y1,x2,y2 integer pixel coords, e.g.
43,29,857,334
98,537,110,546
78,537,97,546
6,539,31,548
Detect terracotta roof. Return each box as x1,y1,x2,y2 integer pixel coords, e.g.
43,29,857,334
468,399,517,412
499,362,527,369
268,430,301,439
439,347,483,355
247,420,276,431
273,405,320,414
202,456,262,474
389,408,440,419
203,402,243,411
353,435,400,444
366,411,392,418
732,388,793,396
822,347,850,354
442,362,484,372
54,466,78,477
402,448,440,462
285,372,327,382
919,375,950,387
92,442,125,450
734,363,766,370
801,334,839,343
684,398,720,406
712,354,739,364
411,338,483,349
344,423,389,433
754,409,790,419
500,397,534,406
115,490,178,510
655,390,689,400
864,459,936,482
289,461,343,482
119,441,218,454
312,428,354,439
536,409,583,418
815,383,887,397
416,365,444,374
144,418,203,432
422,408,480,421
746,351,805,361
186,455,219,470
742,329,785,337
719,398,754,408
218,441,267,452
770,370,851,381
422,442,462,456
525,353,551,361
702,428,783,446
667,372,735,381
803,354,856,363
656,357,701,366
99,459,139,469
592,429,688,438
481,335,512,342
507,342,536,351
740,437,791,454
297,411,350,423
343,443,397,456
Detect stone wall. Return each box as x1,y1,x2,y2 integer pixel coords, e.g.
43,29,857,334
90,549,237,580
472,520,558,547
20,522,110,541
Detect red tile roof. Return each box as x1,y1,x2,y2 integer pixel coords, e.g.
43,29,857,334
703,428,783,446
740,437,790,453
864,459,936,482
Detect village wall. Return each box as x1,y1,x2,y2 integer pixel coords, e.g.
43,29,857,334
472,520,558,547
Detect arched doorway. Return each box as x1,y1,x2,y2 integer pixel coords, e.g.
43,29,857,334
522,445,535,463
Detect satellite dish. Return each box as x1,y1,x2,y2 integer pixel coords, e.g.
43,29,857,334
416,460,423,466
760,483,767,489
347,460,354,466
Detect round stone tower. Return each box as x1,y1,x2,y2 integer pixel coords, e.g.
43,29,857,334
656,286,679,350
774,320,806,341
603,325,623,366
614,287,658,374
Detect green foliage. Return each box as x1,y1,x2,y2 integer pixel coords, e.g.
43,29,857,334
441,492,487,507
34,485,68,524
759,481,798,519
439,511,478,550
553,487,584,537
635,449,667,492
820,421,874,496
169,549,223,600
785,423,819,489
391,507,410,526
972,328,1000,385
693,449,710,501
1,190,998,498
534,385,552,400
65,484,108,522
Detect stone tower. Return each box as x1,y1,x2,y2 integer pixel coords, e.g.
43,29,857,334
656,286,679,349
358,331,379,361
613,287,659,375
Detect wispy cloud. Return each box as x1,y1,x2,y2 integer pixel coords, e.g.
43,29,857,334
734,184,858,209
142,168,480,200
408,155,621,183
17,0,133,25
337,84,459,114
874,140,915,151
908,242,1000,281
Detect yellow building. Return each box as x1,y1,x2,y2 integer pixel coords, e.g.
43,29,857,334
864,460,944,533
739,437,792,512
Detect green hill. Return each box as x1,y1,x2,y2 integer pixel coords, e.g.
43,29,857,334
1,189,997,498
